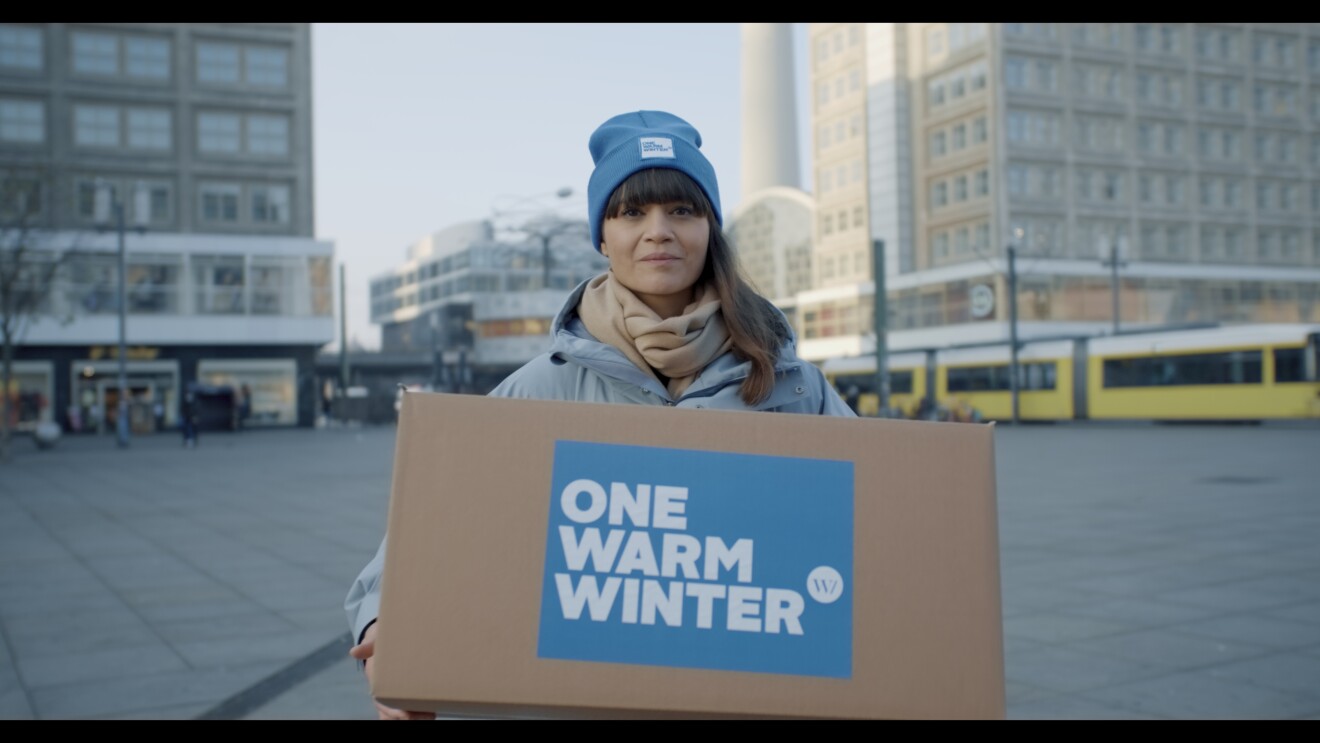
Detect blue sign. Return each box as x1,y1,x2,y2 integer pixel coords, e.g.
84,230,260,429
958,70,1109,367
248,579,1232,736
537,440,854,678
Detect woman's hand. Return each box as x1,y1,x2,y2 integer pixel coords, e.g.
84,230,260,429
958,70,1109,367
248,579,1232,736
349,623,437,720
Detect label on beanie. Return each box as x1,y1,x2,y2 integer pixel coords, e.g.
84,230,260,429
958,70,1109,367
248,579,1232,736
638,137,676,159
536,440,854,678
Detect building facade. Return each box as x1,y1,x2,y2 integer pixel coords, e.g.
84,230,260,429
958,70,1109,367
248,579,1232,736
801,22,1320,361
368,218,607,396
1,23,332,433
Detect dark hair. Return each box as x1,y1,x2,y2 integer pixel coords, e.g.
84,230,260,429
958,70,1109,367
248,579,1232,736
603,168,790,406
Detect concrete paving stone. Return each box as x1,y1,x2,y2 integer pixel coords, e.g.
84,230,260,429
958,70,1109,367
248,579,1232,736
1003,679,1055,706
1055,596,1224,628
1267,601,1320,626
999,582,1111,616
1006,692,1165,720
241,657,376,721
84,554,213,591
170,630,332,670
0,537,70,563
0,686,34,720
0,559,99,592
1205,651,1320,697
17,644,188,688
98,702,213,720
279,608,353,636
1174,614,1320,651
1068,627,1274,671
1004,643,1168,694
132,596,270,624
27,661,283,720
11,621,162,661
0,590,126,621
153,611,298,644
1080,669,1318,720
238,578,350,614
1161,577,1320,613
1002,611,1135,645
116,583,248,608
5,606,146,646
1067,561,1277,598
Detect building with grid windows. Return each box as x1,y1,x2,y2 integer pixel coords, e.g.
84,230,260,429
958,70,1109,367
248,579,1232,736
367,218,608,396
0,23,332,434
799,22,1320,363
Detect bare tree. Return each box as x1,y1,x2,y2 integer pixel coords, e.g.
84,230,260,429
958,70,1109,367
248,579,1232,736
0,169,71,462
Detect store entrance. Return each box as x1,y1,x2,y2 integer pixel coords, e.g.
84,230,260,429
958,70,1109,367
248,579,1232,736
98,380,159,435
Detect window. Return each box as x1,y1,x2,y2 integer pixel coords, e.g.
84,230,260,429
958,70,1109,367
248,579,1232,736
246,114,289,156
251,185,290,225
930,130,946,157
931,181,948,207
1006,58,1027,89
126,108,170,150
73,104,119,147
245,46,288,87
143,182,171,224
0,99,43,143
954,175,968,201
927,27,945,57
200,183,241,223
197,42,240,84
972,117,987,144
975,169,989,197
198,112,240,154
1008,164,1028,196
125,36,169,80
0,25,42,70
0,176,40,219
71,30,117,75
952,123,966,150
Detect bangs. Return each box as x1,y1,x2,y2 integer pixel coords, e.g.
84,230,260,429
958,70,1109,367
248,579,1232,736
605,168,712,218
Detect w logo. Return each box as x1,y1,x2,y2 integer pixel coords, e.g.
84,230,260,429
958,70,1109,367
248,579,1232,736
807,566,845,604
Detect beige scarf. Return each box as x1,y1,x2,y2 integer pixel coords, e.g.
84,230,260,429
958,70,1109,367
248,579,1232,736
577,272,733,399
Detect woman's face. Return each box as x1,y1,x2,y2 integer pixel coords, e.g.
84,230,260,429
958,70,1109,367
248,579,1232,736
600,200,709,319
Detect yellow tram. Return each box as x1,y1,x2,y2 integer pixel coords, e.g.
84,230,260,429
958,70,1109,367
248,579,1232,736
820,324,1320,422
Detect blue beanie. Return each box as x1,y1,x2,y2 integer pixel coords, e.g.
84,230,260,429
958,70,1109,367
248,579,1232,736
586,110,722,252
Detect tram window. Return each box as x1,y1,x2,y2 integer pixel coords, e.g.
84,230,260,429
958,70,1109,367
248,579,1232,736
1103,350,1262,387
948,363,1054,392
891,370,914,394
1274,348,1303,382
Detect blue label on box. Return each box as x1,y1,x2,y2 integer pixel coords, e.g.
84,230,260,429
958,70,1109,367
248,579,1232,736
536,440,854,678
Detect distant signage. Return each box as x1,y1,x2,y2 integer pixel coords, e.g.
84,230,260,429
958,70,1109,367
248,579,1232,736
538,440,854,678
88,346,160,361
970,284,995,319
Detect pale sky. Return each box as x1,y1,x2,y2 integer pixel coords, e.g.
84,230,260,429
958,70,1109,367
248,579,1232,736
312,23,810,350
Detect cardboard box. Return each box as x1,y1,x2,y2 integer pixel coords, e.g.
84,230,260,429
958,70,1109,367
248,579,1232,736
372,392,1004,719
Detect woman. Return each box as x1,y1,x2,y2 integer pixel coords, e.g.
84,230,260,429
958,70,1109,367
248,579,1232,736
345,110,855,719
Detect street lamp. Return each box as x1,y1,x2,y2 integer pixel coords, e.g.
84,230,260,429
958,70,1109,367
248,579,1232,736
492,187,577,290
1099,234,1128,334
1006,226,1024,426
94,180,147,448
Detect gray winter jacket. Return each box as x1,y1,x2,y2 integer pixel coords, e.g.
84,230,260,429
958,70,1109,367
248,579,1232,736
345,278,855,645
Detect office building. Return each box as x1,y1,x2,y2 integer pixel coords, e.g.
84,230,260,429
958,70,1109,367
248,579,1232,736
800,22,1320,361
0,23,332,433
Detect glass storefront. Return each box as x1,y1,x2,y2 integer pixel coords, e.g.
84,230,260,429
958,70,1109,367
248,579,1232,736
197,358,297,426
68,360,180,435
5,361,54,432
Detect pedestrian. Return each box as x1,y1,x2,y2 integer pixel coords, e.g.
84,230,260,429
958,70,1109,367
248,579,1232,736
238,383,252,430
180,387,199,448
344,110,857,720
